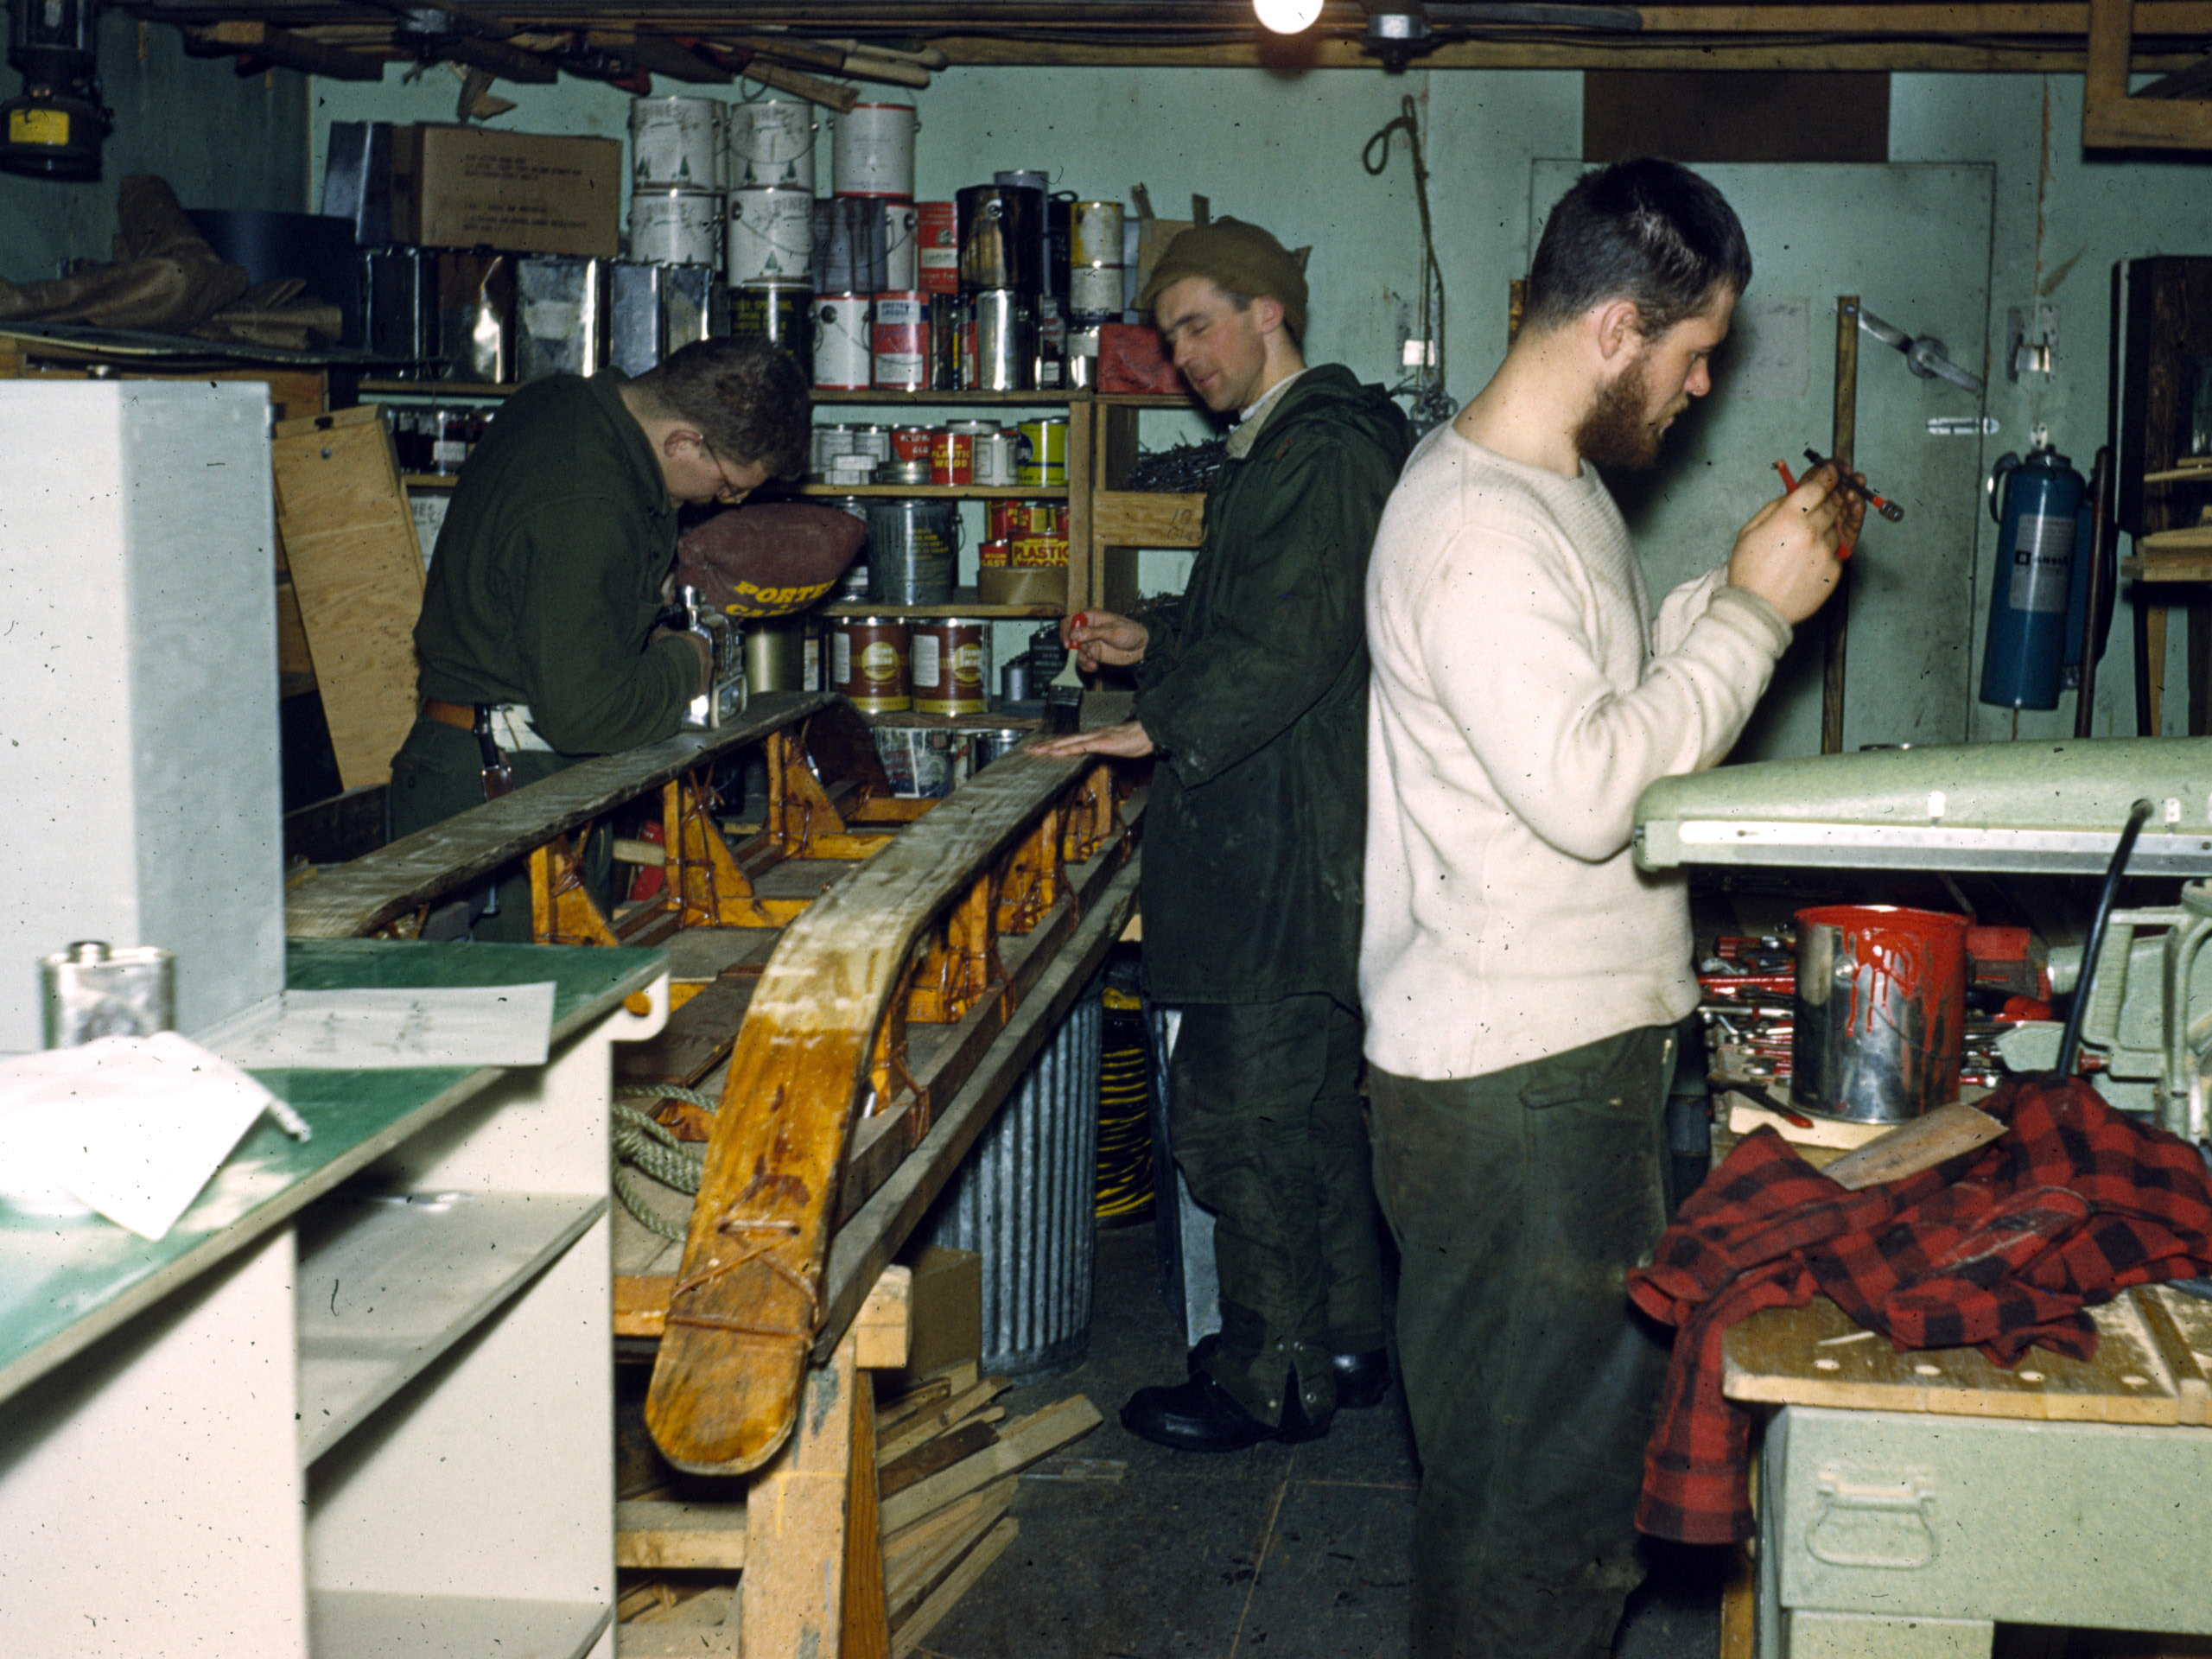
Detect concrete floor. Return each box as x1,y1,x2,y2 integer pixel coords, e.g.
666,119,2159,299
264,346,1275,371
916,1219,1730,1659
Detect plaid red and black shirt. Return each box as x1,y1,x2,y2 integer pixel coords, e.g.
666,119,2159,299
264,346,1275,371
1628,1074,2212,1543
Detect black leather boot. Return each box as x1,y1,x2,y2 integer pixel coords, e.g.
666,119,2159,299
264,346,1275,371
1121,1367,1328,1452
1331,1348,1391,1410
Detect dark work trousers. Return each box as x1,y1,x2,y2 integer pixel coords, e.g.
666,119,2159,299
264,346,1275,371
386,717,606,943
1168,995,1389,1429
1367,1025,1675,1659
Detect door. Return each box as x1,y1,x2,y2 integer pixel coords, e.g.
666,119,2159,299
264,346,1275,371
1530,161,1996,760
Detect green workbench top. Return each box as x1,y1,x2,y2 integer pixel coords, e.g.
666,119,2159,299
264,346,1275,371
0,938,665,1403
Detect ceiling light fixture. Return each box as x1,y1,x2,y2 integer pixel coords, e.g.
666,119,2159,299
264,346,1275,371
1253,0,1326,33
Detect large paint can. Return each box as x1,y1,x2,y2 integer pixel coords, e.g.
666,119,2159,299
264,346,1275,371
963,289,1034,391
831,615,909,713
813,195,888,296
1070,200,1124,270
911,618,991,715
630,95,724,190
872,290,929,391
627,188,722,270
1790,906,1969,1124
743,615,811,692
432,249,515,384
726,95,816,191
917,200,958,294
834,102,917,199
515,255,609,381
881,200,920,290
812,293,872,390
957,184,1043,296
864,497,961,605
730,281,813,371
972,426,1020,486
1015,416,1070,488
725,186,813,284
1068,263,1125,321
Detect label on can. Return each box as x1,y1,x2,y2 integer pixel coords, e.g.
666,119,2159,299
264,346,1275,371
813,294,873,389
1068,264,1125,317
1010,531,1070,569
931,429,974,486
890,425,934,462
979,537,1012,569
1015,416,1070,488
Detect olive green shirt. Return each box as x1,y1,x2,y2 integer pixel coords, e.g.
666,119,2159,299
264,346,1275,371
1135,365,1413,1006
413,372,696,756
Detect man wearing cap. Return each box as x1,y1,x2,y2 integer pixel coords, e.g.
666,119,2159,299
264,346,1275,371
389,337,810,940
1034,219,1412,1450
1360,159,1857,1656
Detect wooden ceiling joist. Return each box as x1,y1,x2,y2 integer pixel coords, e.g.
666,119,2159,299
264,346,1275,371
2084,0,2212,144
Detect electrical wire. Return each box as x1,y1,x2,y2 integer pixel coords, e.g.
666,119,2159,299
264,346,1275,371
2055,798,2156,1078
1361,94,1455,433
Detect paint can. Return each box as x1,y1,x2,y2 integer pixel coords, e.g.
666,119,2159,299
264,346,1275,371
972,427,1020,486
889,425,935,465
963,289,1034,391
1790,906,1969,1124
872,289,929,390
1009,530,1069,569
978,537,1011,569
1070,200,1124,270
1068,264,1124,321
725,186,813,285
911,617,992,715
917,200,958,294
729,281,812,371
744,614,811,693
726,95,816,191
969,726,1033,768
882,200,920,290
812,293,873,390
930,427,972,486
514,255,609,381
994,168,1052,288
627,187,722,270
1015,416,1070,488
834,102,917,199
831,615,909,713
630,95,725,190
864,497,962,605
813,194,887,296
957,184,1043,296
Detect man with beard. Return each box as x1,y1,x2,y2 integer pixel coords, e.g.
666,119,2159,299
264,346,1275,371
1357,158,1859,1656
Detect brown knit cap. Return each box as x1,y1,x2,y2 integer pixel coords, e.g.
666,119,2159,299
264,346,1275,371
1136,218,1307,340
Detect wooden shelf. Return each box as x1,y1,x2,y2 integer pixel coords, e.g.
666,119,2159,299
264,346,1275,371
400,474,460,489
824,591,1060,619
1093,490,1205,550
359,380,513,398
810,388,1074,406
793,483,1065,500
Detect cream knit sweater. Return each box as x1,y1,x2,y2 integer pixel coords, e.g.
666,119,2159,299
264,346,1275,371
1360,423,1793,1082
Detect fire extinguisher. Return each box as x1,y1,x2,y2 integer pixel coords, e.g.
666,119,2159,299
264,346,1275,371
1980,441,2088,711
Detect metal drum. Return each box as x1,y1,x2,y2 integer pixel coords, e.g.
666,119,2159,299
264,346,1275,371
957,184,1043,296
726,95,816,191
514,255,608,381
1791,906,1969,1124
864,497,960,605
627,188,721,270
919,971,1104,1379
812,293,872,390
726,186,813,286
833,102,916,199
360,245,435,373
629,95,724,190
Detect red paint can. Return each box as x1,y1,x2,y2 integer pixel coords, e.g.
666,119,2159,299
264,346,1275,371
1790,906,1968,1124
872,289,928,391
930,428,974,486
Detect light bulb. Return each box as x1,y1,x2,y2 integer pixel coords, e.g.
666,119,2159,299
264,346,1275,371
1253,0,1324,34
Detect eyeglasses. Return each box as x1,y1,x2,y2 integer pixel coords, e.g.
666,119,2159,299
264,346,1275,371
698,438,764,505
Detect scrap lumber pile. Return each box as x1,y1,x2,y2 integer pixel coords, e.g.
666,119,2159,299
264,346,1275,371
874,1363,1103,1656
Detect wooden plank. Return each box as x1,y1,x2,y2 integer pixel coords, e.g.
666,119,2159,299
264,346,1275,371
877,1395,1103,1535
1093,490,1206,550
185,19,386,77
2084,0,2212,147
843,1364,893,1659
878,1417,1001,1500
890,1517,1019,1659
739,1332,868,1656
885,1483,1014,1629
880,1478,1015,1596
1723,1287,2196,1423
615,1629,740,1657
285,691,836,937
614,974,760,1087
614,1499,747,1569
269,405,424,791
1821,1103,2008,1189
645,753,1135,1474
876,1376,1012,1465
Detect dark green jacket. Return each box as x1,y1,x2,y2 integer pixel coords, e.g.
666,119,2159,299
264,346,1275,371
412,372,697,756
1135,365,1412,1006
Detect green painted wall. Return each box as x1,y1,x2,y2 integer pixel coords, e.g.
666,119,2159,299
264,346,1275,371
307,59,2212,743
0,12,307,285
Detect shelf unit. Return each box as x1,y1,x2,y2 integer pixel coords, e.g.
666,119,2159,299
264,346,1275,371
0,939,669,1659
1091,392,1208,613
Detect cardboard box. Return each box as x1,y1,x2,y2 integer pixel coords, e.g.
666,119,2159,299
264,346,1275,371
898,1244,982,1380
392,124,621,257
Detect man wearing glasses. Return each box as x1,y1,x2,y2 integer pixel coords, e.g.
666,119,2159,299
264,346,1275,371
390,337,810,939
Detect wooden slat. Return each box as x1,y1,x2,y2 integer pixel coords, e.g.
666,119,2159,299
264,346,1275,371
284,690,837,938
614,1499,747,1569
877,1395,1102,1535
876,1376,1012,1465
881,1478,1016,1608
1093,490,1206,550
2084,0,2212,146
889,1517,1019,1659
184,18,385,76
269,405,424,791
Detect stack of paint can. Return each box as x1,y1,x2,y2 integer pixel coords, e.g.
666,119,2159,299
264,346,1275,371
628,96,725,276
1065,200,1128,389
726,96,817,373
997,169,1065,389
620,96,737,375
956,175,1044,391
813,101,919,393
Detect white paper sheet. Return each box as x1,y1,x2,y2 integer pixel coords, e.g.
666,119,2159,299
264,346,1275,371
0,1033,283,1239
205,982,557,1071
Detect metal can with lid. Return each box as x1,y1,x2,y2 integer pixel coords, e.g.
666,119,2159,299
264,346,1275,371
830,614,909,713
910,617,992,715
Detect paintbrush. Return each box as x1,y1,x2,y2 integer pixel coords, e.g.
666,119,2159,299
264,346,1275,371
1044,613,1087,734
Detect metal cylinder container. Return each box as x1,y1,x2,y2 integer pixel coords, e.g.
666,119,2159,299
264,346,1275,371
957,185,1043,296
864,497,961,604
963,289,1035,391
1791,906,1969,1124
920,972,1104,1379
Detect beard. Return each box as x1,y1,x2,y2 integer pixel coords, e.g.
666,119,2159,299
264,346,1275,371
1573,352,1666,472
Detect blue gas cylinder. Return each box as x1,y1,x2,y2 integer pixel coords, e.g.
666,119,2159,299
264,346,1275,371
1980,446,2087,710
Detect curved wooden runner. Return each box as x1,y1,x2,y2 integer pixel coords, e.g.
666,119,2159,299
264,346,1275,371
645,748,1139,1474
